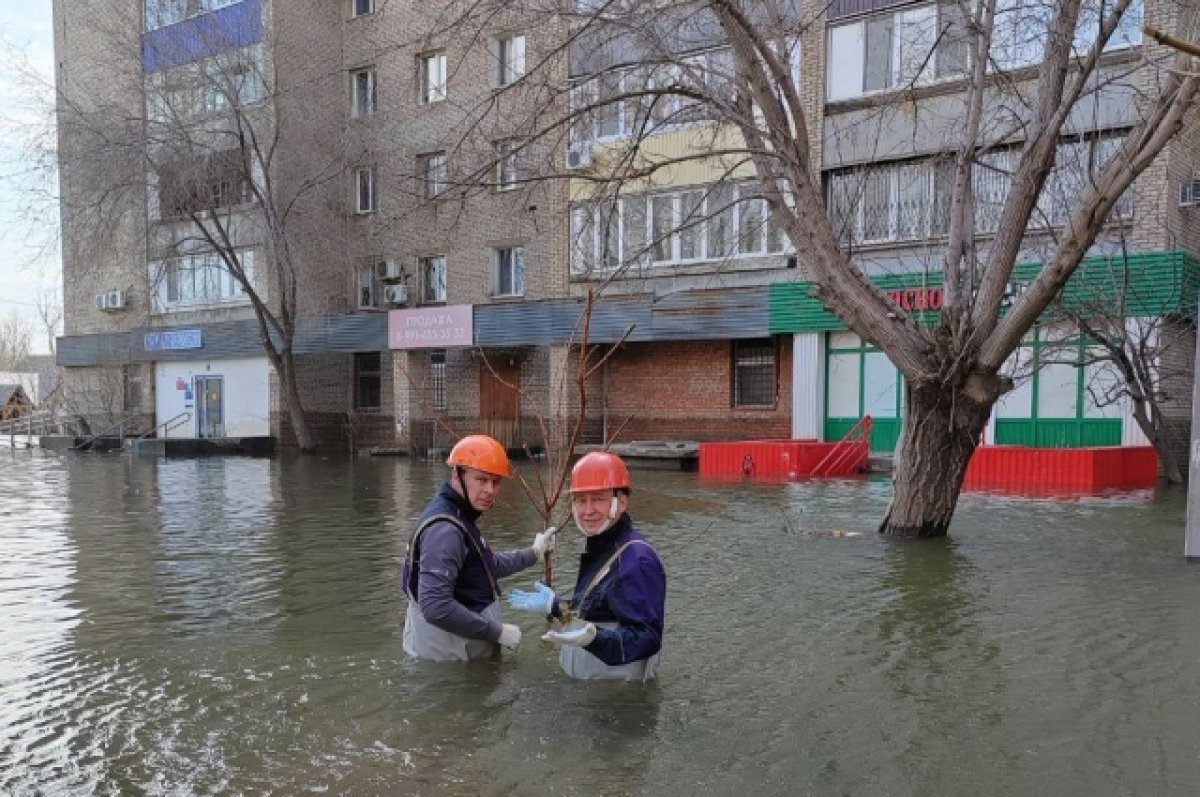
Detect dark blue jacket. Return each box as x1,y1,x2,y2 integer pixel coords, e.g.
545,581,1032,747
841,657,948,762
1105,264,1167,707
568,514,666,666
402,484,535,641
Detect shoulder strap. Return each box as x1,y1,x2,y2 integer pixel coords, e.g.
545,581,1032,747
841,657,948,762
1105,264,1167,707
577,540,655,609
406,513,501,601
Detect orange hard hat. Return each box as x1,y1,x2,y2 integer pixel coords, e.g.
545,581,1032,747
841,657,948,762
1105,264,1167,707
447,434,511,478
569,451,631,493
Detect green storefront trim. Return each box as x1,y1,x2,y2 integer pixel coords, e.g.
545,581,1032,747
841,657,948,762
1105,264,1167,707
778,250,1196,452
769,250,1199,333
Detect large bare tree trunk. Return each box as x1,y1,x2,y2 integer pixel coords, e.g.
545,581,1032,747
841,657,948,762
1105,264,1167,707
276,349,315,453
881,379,999,538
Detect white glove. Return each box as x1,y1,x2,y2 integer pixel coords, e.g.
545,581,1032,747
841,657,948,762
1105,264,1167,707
498,623,522,650
531,526,557,558
541,623,597,648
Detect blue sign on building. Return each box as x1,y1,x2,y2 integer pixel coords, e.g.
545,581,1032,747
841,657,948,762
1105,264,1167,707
144,329,203,351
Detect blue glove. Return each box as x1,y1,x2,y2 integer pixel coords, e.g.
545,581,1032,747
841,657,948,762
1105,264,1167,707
507,582,556,614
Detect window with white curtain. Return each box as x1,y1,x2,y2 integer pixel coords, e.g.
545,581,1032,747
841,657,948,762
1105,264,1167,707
351,67,376,117
495,34,526,86
570,182,789,273
420,53,447,103
155,250,254,310
420,255,447,302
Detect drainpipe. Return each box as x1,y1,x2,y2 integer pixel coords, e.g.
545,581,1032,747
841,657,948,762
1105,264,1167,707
602,356,609,443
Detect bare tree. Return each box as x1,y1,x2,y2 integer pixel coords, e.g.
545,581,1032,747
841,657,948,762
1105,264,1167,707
0,312,34,372
1043,246,1194,483
54,1,355,452
423,0,1200,537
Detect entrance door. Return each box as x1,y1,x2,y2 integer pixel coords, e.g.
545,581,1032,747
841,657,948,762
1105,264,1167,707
195,375,225,438
479,358,520,449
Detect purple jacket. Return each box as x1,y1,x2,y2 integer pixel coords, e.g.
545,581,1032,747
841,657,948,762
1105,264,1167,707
403,483,536,642
568,514,666,666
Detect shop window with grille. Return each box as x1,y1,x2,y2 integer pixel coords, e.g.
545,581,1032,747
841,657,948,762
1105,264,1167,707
430,350,447,411
732,338,777,408
354,352,382,411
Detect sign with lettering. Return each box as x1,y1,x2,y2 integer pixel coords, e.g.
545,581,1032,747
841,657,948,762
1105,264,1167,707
388,305,474,349
887,287,943,312
144,329,203,351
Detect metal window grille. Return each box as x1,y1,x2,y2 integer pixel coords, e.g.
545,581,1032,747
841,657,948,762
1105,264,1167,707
430,350,447,411
733,339,776,408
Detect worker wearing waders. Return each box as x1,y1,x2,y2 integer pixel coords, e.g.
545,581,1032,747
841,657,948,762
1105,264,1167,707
507,451,665,681
402,435,556,661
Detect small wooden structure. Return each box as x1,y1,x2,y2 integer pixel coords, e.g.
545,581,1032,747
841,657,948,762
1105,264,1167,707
0,384,33,421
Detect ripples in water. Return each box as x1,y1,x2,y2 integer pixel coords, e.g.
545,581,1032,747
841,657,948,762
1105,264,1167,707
3,451,1200,794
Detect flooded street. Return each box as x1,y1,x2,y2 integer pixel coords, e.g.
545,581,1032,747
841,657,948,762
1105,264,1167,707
3,449,1200,795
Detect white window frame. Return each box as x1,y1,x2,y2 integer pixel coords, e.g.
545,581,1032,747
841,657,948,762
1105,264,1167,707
493,246,525,297
358,262,379,309
570,182,791,274
352,0,374,18
495,33,526,87
355,167,377,214
496,140,524,191
419,152,447,199
154,250,254,311
351,67,376,117
419,53,447,104
420,255,448,303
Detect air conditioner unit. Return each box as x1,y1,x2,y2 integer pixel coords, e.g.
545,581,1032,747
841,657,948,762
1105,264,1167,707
383,284,410,305
1180,178,1200,207
566,145,593,171
375,258,403,281
106,290,127,311
95,293,109,311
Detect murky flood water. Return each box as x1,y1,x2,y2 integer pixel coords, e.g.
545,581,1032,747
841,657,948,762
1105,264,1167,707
3,449,1200,795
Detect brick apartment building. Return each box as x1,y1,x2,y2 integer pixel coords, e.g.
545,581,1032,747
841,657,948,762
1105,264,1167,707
52,0,1197,460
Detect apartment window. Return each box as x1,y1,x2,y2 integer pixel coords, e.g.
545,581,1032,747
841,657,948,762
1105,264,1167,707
570,182,788,274
358,262,380,308
355,167,377,213
420,255,447,303
418,152,447,199
419,53,447,104
826,135,1132,246
569,43,799,145
145,0,241,30
494,247,525,297
495,34,526,87
351,67,376,117
497,140,524,191
732,339,777,408
354,352,382,411
156,250,254,310
827,3,969,101
156,150,249,219
352,0,374,17
430,350,447,412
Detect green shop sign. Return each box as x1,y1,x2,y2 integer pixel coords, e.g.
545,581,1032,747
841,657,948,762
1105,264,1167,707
769,250,1199,334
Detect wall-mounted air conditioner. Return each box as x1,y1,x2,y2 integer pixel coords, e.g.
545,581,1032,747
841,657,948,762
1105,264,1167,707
95,290,127,312
375,258,403,281
566,144,593,170
383,284,410,306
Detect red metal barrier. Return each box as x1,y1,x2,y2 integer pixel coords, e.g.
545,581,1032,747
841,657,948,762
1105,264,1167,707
963,446,1158,495
699,437,870,480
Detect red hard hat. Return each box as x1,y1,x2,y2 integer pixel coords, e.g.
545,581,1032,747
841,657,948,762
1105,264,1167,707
447,434,511,478
569,451,631,493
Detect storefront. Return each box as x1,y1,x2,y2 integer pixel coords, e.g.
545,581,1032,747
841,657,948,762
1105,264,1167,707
772,251,1198,453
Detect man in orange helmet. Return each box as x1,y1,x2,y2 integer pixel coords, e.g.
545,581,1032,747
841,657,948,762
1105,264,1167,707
507,451,665,680
401,434,556,661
